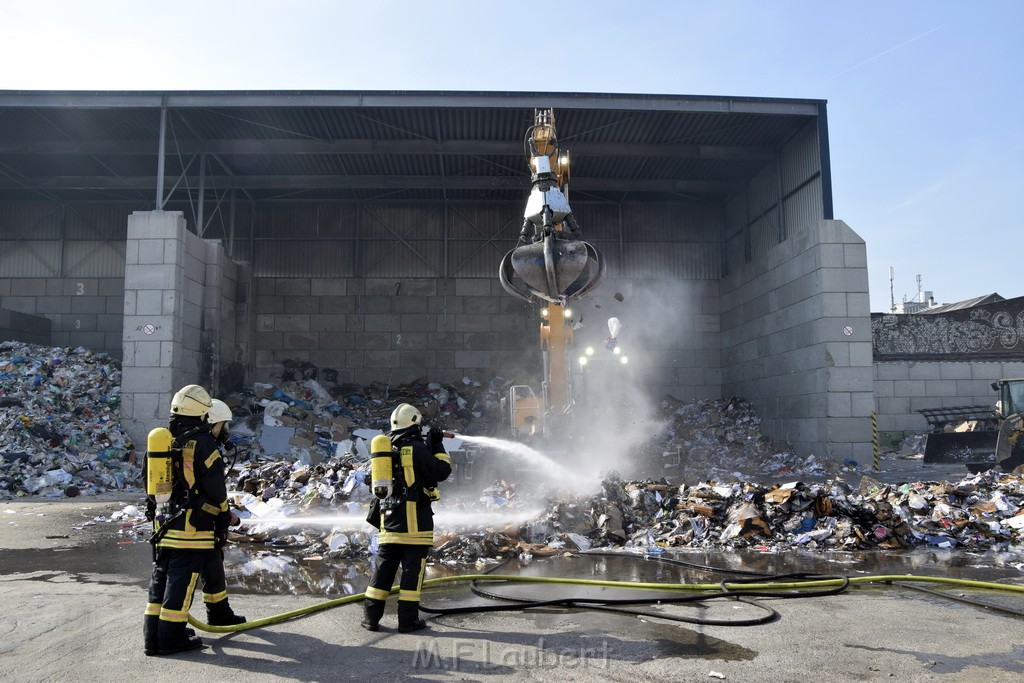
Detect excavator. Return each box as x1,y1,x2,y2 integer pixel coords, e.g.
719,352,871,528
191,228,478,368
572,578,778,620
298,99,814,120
499,109,605,440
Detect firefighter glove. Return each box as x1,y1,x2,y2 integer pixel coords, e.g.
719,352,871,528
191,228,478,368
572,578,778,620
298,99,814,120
427,426,444,452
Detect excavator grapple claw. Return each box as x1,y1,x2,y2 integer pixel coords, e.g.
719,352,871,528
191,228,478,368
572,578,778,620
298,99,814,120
498,108,605,305
500,235,604,304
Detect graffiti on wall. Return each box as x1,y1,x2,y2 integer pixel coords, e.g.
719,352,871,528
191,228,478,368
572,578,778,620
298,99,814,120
872,296,1024,360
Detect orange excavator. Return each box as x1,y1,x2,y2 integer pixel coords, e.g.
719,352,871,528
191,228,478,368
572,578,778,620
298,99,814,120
499,109,605,440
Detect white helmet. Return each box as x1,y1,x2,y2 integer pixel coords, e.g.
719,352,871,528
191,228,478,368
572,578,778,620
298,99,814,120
208,399,233,425
390,403,422,431
170,384,212,418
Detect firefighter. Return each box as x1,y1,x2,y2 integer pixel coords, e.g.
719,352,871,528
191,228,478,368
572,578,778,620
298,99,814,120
198,398,246,627
143,384,235,656
362,403,452,632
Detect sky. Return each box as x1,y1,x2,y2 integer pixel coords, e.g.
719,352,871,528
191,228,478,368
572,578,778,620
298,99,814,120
1,1,1021,313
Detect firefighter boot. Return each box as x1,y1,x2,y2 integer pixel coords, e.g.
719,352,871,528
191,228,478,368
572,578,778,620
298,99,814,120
206,600,246,626
362,598,386,632
144,615,159,656
145,616,196,655
156,620,204,656
397,600,427,633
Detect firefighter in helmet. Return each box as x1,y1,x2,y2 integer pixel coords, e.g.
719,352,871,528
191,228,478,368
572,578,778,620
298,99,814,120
143,384,239,656
362,402,452,632
196,398,246,627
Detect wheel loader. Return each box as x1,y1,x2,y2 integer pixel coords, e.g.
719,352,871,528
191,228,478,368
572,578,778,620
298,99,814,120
919,378,1024,472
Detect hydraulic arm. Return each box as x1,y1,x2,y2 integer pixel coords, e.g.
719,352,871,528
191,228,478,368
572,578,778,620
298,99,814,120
499,109,605,437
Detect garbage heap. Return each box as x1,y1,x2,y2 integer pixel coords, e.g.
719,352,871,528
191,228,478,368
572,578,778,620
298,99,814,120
653,395,824,481
0,341,139,499
476,470,1024,558
221,375,506,468
201,468,1024,566
212,382,820,484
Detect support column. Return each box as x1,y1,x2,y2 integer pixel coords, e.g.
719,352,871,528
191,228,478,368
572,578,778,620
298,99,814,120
120,211,194,444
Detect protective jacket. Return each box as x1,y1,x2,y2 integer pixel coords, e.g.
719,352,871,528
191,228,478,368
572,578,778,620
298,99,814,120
369,429,452,545
151,417,231,551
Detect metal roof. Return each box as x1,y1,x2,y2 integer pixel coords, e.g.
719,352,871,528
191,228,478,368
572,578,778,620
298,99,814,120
917,293,1005,314
0,90,827,205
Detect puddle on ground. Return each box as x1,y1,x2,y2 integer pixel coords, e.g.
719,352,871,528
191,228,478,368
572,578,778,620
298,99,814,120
0,542,152,587
221,545,1024,596
6,527,1022,612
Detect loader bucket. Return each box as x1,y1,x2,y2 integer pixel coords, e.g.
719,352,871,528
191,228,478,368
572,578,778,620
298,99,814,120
922,430,998,464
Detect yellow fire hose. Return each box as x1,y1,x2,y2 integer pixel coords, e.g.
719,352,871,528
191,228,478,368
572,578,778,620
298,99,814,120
188,572,1024,634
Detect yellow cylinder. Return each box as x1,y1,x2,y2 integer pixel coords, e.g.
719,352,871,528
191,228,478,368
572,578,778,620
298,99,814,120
370,434,393,499
146,427,174,503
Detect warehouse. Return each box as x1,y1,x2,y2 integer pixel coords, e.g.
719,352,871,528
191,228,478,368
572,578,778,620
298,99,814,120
0,90,871,461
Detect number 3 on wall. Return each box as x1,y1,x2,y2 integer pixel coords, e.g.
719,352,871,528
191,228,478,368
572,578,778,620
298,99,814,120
75,282,85,295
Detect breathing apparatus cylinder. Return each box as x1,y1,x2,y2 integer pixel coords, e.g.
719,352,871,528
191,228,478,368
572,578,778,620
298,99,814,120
370,434,394,499
146,427,175,517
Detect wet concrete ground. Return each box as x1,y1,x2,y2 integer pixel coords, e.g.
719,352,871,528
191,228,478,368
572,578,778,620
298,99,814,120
3,457,1024,681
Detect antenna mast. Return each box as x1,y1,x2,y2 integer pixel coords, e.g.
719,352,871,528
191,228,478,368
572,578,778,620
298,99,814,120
889,267,895,313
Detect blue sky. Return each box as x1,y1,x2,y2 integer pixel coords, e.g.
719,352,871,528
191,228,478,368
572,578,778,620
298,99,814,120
2,1,1021,312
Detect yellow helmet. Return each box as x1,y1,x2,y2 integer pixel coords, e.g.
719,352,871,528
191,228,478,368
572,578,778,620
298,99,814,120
170,384,212,418
390,403,422,431
208,399,233,424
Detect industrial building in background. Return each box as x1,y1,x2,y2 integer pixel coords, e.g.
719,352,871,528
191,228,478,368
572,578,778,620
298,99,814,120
0,89,906,464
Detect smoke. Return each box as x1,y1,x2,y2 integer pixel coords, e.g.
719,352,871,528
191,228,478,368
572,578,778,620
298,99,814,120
568,279,714,479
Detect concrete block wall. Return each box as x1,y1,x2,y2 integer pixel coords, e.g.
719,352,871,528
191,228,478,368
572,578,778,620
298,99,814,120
121,211,240,445
874,360,1024,433
720,220,874,463
249,274,723,403
252,276,538,387
0,277,125,355
0,307,51,345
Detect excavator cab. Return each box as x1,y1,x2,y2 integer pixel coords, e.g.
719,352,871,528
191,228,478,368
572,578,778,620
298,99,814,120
506,385,543,439
991,378,1024,472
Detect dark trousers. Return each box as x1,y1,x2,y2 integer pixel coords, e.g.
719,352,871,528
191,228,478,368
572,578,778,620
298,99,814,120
145,548,209,644
365,543,429,626
200,548,229,607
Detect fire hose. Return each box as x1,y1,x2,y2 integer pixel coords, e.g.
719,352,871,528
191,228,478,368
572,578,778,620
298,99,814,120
187,551,1024,633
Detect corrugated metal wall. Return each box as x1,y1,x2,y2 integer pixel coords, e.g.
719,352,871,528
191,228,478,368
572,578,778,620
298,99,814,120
0,198,728,281
242,200,723,280
722,122,823,273
0,202,135,277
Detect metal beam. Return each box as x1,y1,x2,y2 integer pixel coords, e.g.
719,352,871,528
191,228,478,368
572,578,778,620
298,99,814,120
0,138,777,160
1,174,741,194
0,90,824,116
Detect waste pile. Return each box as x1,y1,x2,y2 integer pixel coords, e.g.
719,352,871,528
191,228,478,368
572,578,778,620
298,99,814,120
220,375,505,468
654,396,825,481
102,371,1024,577
0,341,139,499
115,466,1024,575
521,470,1024,554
